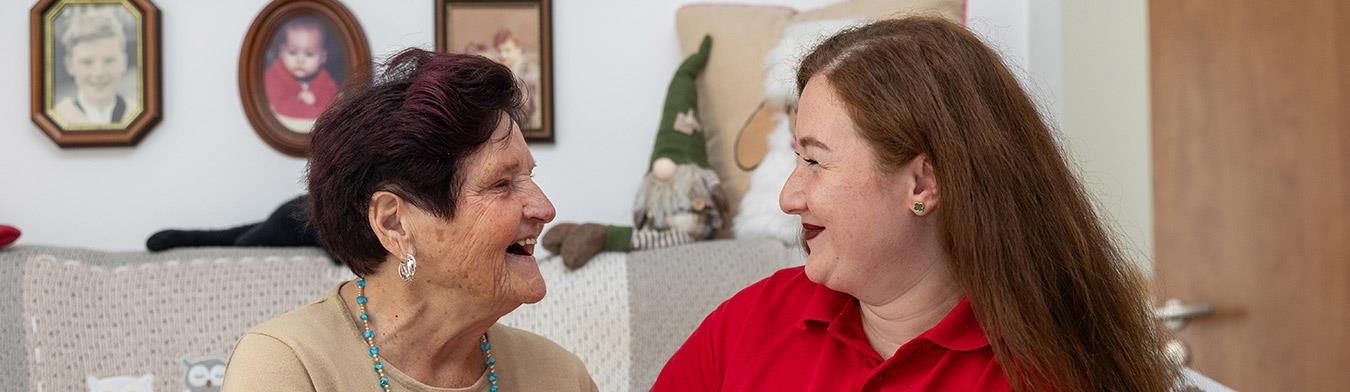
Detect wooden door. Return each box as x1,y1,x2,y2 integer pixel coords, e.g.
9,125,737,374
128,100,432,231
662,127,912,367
1151,0,1350,390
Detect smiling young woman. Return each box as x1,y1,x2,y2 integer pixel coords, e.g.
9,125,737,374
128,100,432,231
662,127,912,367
654,17,1178,392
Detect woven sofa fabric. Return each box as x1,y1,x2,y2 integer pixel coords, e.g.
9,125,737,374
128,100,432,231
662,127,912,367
3,240,800,392
0,248,37,390
499,252,632,392
627,238,803,391
12,246,347,392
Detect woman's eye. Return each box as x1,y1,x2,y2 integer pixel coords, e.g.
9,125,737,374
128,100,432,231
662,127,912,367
794,152,819,166
494,180,511,189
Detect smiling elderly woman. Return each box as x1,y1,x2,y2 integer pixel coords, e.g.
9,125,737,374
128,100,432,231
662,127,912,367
222,49,597,391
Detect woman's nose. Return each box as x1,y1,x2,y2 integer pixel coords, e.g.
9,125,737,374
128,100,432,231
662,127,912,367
525,183,556,224
779,168,806,215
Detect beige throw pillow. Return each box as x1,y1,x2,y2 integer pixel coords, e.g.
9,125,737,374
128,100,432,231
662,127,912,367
675,0,965,233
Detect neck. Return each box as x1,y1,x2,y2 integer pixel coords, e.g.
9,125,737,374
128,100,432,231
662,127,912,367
856,255,963,359
346,268,502,387
79,92,116,112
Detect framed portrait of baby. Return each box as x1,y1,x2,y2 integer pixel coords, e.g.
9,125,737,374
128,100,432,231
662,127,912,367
436,0,553,143
29,0,162,147
239,0,370,157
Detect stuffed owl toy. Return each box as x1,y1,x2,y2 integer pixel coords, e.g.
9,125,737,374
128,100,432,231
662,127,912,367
542,35,726,269
182,357,226,392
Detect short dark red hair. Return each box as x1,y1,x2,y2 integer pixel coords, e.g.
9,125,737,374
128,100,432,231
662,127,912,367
306,48,526,276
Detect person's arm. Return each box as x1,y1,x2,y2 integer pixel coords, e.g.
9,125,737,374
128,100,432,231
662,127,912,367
221,333,317,392
651,303,730,391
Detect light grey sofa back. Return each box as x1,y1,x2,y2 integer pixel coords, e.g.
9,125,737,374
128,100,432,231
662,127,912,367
627,238,803,391
0,240,801,392
0,246,346,392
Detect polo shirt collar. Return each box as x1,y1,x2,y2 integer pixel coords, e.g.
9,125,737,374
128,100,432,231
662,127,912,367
799,283,990,352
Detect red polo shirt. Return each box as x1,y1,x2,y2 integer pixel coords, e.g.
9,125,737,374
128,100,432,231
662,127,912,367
652,266,1011,391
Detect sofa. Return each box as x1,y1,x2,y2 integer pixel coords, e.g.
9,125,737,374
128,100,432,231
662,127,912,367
0,239,802,391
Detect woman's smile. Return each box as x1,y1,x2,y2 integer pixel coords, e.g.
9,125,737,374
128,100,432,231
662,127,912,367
802,223,825,241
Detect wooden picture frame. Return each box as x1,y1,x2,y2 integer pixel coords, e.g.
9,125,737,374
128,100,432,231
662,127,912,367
239,0,370,157
30,0,162,147
436,0,553,143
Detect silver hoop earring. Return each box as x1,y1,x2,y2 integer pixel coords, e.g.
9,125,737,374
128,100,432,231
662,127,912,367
398,253,417,281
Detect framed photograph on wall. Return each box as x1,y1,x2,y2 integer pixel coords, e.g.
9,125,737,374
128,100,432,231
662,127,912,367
239,0,370,157
30,0,162,147
437,0,553,143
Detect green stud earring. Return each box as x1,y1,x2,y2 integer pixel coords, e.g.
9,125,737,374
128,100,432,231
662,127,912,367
913,202,925,213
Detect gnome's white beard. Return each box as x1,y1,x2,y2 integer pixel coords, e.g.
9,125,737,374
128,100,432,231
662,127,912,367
633,163,726,240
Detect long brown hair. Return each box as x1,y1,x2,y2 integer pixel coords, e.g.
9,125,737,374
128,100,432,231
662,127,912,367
796,17,1178,391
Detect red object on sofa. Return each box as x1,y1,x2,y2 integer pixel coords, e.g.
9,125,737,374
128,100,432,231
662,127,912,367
0,225,19,248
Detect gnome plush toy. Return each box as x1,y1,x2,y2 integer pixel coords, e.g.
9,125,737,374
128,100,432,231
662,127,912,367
543,35,726,269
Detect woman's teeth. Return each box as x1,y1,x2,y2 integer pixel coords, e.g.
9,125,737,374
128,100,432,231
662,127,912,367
507,237,537,256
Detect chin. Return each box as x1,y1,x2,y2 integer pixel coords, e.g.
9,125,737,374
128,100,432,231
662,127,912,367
520,287,547,304
803,257,828,285
506,260,547,303
83,89,114,100
803,255,849,292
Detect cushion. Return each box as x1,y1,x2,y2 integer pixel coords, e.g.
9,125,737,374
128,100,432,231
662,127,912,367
7,246,345,392
676,0,966,232
498,251,631,391
627,238,803,391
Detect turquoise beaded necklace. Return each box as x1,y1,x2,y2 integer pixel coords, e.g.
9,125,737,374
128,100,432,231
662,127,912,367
355,278,501,392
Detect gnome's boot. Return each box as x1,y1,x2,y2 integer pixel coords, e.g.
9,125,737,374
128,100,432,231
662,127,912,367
541,223,577,254
542,223,635,269
542,223,607,269
560,223,610,270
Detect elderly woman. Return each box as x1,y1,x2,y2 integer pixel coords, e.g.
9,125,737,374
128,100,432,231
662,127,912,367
223,49,597,391
653,17,1178,391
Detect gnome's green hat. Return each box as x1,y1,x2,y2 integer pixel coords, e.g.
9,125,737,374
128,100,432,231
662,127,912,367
649,35,713,171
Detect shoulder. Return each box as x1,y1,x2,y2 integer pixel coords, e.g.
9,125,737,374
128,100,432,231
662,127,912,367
223,331,317,392
490,323,585,365
316,67,336,80
690,266,822,346
224,286,351,391
251,288,347,340
52,98,83,120
719,266,817,315
118,95,138,113
490,324,596,391
235,286,354,366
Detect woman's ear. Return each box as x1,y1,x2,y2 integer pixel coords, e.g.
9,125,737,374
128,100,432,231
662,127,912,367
909,155,939,216
368,191,412,257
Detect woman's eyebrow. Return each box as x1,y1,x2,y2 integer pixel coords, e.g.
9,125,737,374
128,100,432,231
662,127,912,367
798,136,831,152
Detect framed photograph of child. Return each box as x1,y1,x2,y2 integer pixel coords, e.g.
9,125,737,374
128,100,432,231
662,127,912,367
29,0,162,147
239,0,370,157
436,0,553,143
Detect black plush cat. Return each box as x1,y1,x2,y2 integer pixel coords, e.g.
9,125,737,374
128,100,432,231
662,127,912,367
147,196,333,262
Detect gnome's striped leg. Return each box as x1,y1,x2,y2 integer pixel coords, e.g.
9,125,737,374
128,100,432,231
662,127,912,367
630,229,696,250
593,225,696,252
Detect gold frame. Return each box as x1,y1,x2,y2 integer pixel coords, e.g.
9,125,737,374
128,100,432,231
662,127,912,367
436,0,554,143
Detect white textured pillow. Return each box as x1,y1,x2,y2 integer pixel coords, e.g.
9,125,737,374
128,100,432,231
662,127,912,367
762,19,865,106
734,19,865,245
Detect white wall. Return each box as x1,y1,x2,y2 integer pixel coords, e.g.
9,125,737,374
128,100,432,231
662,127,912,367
0,0,1042,251
1059,0,1153,269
